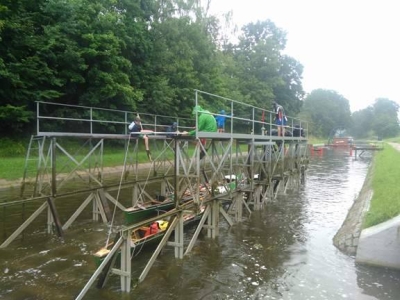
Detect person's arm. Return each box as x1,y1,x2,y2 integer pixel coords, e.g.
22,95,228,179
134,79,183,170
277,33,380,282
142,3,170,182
188,114,206,135
188,128,196,136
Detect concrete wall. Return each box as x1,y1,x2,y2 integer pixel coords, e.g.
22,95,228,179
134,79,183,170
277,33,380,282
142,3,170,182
333,169,373,256
356,215,400,269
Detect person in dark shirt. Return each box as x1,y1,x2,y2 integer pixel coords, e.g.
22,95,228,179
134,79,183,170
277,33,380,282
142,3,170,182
128,116,153,160
166,122,178,137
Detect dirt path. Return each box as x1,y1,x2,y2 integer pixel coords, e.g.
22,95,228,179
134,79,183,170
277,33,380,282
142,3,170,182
388,142,400,152
0,162,155,191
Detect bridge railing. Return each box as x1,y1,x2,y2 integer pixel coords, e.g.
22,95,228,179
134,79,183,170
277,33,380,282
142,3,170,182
193,90,308,138
35,101,192,136
36,93,308,138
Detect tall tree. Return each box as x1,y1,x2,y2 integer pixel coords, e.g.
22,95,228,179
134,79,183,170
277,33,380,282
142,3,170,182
0,0,49,135
350,107,374,138
0,1,306,137
229,19,304,122
371,98,400,138
141,1,223,117
301,89,352,137
40,0,142,108
234,20,287,109
273,55,304,115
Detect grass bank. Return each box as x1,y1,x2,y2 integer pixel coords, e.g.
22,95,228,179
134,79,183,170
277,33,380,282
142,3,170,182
363,143,400,228
0,141,172,181
307,136,326,145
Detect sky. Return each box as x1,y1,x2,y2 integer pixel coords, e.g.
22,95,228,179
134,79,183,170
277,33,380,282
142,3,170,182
207,0,400,112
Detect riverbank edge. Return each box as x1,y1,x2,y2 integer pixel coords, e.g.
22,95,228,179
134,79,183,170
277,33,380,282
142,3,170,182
333,142,400,260
332,156,374,256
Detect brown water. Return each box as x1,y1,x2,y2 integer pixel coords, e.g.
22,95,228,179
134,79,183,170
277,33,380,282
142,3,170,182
1,149,400,299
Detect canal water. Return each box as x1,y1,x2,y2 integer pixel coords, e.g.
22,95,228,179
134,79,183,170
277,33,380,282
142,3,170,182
1,148,400,299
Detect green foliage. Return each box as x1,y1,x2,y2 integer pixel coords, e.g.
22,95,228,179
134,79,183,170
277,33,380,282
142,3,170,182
371,98,400,138
350,98,399,139
0,0,305,138
0,104,34,134
363,144,400,228
233,20,289,110
350,107,374,138
0,137,27,157
300,89,351,137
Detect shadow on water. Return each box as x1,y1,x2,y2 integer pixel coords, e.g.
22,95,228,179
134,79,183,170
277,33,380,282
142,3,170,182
1,148,400,299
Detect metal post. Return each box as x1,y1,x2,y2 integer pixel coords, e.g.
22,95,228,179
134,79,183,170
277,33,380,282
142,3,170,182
120,230,132,292
51,137,57,197
90,108,93,134
174,213,184,258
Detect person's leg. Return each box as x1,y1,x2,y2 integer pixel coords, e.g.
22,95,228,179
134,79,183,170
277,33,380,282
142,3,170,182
276,119,283,136
200,138,207,159
143,135,152,160
143,135,149,151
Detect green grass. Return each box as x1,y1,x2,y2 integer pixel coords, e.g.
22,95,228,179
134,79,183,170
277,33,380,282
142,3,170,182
363,143,400,228
0,140,230,181
0,145,172,181
0,157,27,180
307,136,326,145
385,136,400,143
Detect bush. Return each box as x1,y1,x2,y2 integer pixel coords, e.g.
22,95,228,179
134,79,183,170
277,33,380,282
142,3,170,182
0,138,27,157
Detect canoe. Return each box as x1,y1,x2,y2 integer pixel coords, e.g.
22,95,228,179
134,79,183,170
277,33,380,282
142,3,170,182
123,187,209,225
94,207,205,267
124,200,174,225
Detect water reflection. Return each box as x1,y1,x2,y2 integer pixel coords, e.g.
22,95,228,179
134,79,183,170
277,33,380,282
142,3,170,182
1,149,400,299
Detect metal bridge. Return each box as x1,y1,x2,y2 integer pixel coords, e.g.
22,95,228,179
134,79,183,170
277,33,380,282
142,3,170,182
0,90,309,298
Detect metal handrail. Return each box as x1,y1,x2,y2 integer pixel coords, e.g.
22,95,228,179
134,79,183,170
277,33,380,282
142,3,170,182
35,91,308,138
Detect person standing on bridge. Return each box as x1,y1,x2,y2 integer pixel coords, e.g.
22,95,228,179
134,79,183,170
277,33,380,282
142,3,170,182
215,109,231,133
183,105,217,159
273,102,287,137
128,115,153,161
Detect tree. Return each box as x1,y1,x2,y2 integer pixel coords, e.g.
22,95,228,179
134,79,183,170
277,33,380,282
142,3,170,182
0,0,49,135
0,1,307,137
301,89,352,137
350,107,374,138
371,98,400,138
234,20,286,109
273,55,304,116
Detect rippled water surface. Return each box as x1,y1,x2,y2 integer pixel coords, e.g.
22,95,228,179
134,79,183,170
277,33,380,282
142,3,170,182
1,149,400,299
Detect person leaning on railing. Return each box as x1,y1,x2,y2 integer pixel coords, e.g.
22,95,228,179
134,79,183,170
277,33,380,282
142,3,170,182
182,105,217,159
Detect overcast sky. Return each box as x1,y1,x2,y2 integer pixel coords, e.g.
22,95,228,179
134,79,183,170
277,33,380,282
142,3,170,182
207,0,400,112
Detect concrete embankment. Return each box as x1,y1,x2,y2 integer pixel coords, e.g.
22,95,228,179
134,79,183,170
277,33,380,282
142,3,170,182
332,158,373,256
334,142,400,270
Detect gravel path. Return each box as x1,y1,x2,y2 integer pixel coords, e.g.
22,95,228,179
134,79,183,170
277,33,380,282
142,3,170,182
389,142,400,152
